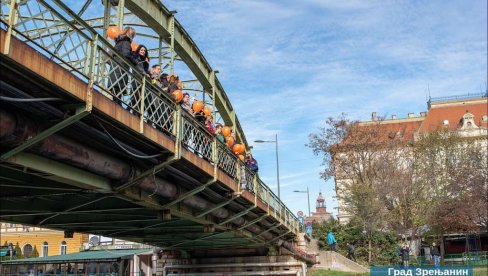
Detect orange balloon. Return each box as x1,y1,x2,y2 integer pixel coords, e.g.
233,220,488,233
233,144,244,154
222,126,231,137
203,106,212,116
107,26,121,40
226,136,234,148
172,89,183,103
238,154,245,161
131,42,139,52
236,143,245,154
192,100,204,113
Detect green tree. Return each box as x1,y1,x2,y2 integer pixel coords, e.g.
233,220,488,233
307,114,487,260
312,218,399,266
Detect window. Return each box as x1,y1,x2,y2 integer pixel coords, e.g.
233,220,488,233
23,244,33,257
60,241,67,255
42,241,48,257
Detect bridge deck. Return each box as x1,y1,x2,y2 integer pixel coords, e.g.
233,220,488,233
0,29,298,252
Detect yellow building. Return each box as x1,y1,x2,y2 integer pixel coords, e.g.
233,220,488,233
0,223,88,257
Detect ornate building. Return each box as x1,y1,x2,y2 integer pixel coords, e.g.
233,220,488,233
334,94,488,224
304,192,333,224
0,223,88,257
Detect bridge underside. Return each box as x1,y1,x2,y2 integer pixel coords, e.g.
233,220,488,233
0,35,296,257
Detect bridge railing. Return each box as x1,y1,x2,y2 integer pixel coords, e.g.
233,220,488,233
0,0,300,235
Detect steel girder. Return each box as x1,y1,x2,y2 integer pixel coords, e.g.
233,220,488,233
124,0,248,147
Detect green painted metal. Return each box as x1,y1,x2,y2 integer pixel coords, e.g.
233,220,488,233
124,0,248,146
167,231,231,249
116,0,125,28
161,180,216,209
5,153,111,191
1,106,90,160
195,196,237,218
114,156,177,192
218,206,256,226
0,0,304,250
3,0,19,55
256,223,282,238
169,14,175,74
266,230,291,245
38,195,113,225
238,214,268,230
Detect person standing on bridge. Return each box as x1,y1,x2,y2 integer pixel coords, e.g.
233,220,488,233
129,44,150,113
109,27,136,107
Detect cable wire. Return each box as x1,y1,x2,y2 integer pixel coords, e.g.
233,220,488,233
96,120,163,159
0,96,64,102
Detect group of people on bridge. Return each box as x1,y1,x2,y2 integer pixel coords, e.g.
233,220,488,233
108,27,259,175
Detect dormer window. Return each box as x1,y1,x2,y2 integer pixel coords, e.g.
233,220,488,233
461,112,477,129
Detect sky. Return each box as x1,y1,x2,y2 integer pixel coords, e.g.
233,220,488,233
161,0,487,218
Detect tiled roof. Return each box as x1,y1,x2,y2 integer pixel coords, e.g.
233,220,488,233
418,99,488,132
357,118,424,142
1,249,151,264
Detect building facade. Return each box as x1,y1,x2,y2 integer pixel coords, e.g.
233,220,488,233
304,193,333,225
334,94,488,224
0,223,88,258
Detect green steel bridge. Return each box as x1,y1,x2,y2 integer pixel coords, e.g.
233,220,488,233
0,0,313,264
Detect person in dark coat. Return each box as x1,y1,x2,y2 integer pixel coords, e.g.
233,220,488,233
431,242,441,267
129,44,150,113
109,27,136,106
400,243,410,268
245,153,259,173
346,242,356,262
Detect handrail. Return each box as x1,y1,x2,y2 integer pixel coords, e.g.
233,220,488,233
0,0,300,235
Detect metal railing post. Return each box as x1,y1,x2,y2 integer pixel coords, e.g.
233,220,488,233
85,34,98,112
3,0,19,55
253,174,258,206
139,76,146,133
173,106,182,159
116,0,125,28
169,15,175,74
212,139,218,179
266,189,270,215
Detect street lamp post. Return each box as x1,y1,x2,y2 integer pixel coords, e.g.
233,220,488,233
293,187,310,217
254,134,280,199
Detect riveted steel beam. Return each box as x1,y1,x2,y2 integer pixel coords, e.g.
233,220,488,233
237,214,268,231
5,153,111,191
165,231,230,249
114,156,178,192
1,105,90,160
38,195,113,225
195,196,238,218
256,223,282,238
266,230,291,245
124,0,248,146
218,206,256,226
160,179,216,209
44,218,159,227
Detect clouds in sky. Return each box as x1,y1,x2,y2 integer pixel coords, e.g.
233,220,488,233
164,0,486,217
